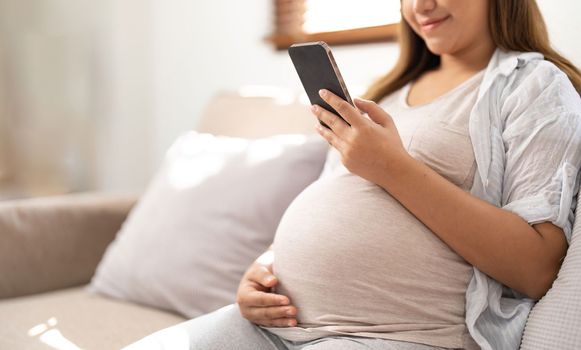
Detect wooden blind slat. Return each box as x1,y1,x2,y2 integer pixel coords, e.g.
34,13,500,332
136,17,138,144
274,0,305,35
268,0,398,50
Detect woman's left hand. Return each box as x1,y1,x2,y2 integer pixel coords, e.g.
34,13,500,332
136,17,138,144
312,89,408,185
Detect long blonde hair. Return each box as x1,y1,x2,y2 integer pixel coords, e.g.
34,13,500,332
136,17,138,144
363,0,581,102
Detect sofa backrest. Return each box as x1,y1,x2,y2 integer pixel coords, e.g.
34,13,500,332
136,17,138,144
195,90,315,138
520,191,581,349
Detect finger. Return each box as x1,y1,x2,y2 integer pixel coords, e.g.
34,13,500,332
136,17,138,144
249,305,297,320
256,317,297,328
311,104,349,137
248,264,278,288
354,97,389,127
240,289,290,307
319,89,362,127
316,123,345,153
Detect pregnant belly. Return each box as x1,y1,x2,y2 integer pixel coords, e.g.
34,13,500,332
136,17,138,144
272,172,473,328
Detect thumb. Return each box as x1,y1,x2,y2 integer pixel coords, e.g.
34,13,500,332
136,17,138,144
258,265,278,287
354,98,388,126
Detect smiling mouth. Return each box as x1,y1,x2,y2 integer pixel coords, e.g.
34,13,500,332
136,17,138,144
420,16,450,31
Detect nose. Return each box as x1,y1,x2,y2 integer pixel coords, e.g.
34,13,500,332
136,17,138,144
413,0,436,13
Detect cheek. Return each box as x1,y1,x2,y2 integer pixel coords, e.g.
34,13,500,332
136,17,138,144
452,1,489,39
400,3,421,36
449,8,489,47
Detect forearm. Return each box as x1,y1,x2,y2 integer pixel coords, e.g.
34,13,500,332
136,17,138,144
376,153,563,300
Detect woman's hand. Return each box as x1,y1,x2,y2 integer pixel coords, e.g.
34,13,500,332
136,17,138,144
311,89,408,185
236,252,298,327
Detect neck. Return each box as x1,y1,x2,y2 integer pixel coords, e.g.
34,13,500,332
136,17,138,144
439,39,496,74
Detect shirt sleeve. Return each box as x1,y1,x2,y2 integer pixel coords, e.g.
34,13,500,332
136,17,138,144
500,61,581,244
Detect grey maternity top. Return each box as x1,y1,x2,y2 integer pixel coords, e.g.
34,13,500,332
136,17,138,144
263,70,485,349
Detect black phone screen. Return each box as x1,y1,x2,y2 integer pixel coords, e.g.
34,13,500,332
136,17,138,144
288,42,353,127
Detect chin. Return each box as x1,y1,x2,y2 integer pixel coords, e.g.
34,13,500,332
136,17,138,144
423,40,453,56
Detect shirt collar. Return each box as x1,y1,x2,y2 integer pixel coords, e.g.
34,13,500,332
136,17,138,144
478,48,544,99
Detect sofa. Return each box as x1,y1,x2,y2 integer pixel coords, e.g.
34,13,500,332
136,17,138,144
0,90,318,349
1,90,580,350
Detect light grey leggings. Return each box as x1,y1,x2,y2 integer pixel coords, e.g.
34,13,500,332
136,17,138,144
125,303,450,350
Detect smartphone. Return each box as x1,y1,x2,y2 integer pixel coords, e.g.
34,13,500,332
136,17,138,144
288,41,353,128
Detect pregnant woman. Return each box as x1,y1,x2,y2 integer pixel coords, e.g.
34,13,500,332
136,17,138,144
128,0,581,349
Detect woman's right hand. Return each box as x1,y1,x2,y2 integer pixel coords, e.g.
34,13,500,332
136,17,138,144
236,255,297,327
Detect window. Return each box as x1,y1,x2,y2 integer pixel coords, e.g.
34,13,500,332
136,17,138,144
268,0,401,50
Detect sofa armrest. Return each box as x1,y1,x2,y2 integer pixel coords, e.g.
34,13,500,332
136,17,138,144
0,193,137,299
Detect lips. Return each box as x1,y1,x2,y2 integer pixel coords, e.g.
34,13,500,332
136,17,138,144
419,16,450,31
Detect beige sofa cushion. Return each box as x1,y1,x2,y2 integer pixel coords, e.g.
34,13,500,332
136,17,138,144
0,193,136,299
90,132,328,318
0,286,185,350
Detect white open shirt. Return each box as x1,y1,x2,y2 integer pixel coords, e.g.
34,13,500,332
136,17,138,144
458,49,581,350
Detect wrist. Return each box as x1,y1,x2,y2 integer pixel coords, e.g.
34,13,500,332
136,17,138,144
377,151,418,192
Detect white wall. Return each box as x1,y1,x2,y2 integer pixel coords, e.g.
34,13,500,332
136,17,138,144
0,0,102,197
93,0,155,192
148,0,399,169
537,0,581,68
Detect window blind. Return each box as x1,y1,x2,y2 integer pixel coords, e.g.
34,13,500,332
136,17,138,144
268,0,399,50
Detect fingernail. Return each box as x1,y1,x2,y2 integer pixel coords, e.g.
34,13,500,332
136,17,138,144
286,308,295,316
265,276,275,284
310,105,318,113
319,89,326,97
279,297,289,305
288,320,296,327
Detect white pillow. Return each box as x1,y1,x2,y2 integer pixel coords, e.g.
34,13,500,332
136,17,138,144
89,131,328,317
519,192,581,349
